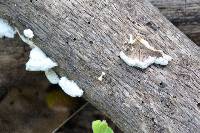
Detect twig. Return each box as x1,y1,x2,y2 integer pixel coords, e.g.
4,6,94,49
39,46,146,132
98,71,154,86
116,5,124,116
52,102,89,133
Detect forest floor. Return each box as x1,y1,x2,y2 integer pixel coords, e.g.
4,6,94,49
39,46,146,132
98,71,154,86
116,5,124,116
0,72,122,133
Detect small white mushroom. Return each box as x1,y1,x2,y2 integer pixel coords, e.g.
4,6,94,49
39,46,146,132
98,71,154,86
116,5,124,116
0,18,16,38
16,29,36,48
128,34,136,44
45,69,60,84
26,47,58,71
58,77,83,97
23,29,34,39
98,72,106,81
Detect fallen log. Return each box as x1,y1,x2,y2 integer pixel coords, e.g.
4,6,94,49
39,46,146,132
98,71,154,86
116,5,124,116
151,0,200,45
151,0,200,21
0,0,200,132
0,0,199,88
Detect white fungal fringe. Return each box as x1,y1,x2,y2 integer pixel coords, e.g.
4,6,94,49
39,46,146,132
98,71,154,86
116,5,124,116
58,77,83,97
98,72,106,81
120,36,172,69
0,18,16,38
26,47,58,71
120,51,172,69
45,69,60,84
154,54,172,66
120,51,156,69
23,29,34,39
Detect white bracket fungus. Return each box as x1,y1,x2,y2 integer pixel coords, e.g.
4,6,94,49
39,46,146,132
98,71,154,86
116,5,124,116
120,35,172,69
0,19,84,97
0,18,16,38
98,72,106,81
45,69,60,84
17,28,57,71
58,77,83,97
23,29,34,39
26,47,58,71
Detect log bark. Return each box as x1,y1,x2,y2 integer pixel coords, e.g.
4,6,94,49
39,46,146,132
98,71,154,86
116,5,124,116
0,0,200,133
0,0,200,87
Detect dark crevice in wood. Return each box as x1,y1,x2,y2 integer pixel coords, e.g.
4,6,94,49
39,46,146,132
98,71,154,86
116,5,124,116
197,103,200,109
89,41,93,44
146,21,160,31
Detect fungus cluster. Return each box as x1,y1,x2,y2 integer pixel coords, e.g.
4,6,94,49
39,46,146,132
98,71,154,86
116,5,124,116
0,18,83,97
19,29,83,97
0,18,173,97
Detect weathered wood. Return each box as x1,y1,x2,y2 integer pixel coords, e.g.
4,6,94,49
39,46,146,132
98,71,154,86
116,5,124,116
0,0,199,89
151,0,200,21
150,0,200,45
0,0,200,133
0,0,200,87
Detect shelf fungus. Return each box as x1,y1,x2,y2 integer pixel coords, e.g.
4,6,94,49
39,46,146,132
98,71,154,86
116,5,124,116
0,18,16,38
26,47,58,71
45,69,60,84
0,18,84,97
58,77,83,97
120,35,172,69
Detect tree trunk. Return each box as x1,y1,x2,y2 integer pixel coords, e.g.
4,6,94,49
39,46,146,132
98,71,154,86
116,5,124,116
1,0,200,133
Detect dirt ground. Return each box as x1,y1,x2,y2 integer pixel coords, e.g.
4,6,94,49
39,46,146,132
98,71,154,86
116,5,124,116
0,72,122,133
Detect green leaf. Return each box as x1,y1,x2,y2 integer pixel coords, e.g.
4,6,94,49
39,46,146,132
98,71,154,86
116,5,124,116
92,120,114,133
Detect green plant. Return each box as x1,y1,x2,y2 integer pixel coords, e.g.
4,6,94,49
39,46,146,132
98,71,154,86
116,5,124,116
92,120,114,133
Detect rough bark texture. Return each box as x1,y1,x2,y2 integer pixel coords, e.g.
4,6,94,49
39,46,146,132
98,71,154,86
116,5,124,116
0,0,200,87
0,0,200,133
